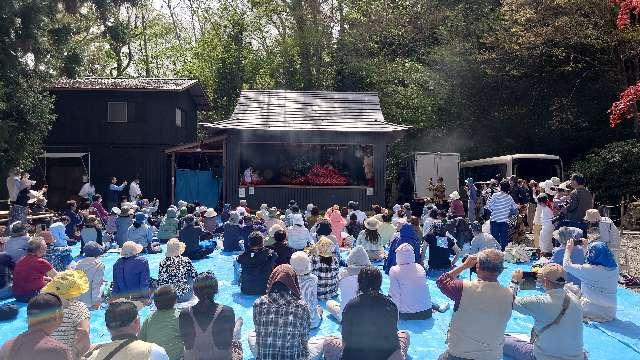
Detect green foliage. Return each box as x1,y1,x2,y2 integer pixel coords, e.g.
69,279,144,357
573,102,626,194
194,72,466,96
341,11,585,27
572,139,640,204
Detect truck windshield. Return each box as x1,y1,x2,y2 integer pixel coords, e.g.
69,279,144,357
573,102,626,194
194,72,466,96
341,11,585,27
512,158,562,182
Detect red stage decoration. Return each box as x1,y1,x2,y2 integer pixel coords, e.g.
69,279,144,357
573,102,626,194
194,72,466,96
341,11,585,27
306,165,349,186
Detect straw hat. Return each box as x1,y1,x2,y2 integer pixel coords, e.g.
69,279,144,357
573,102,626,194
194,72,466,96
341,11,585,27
315,236,335,257
42,270,89,300
290,251,311,275
204,208,217,218
121,241,143,257
364,217,380,231
584,209,601,223
449,191,461,200
166,238,186,257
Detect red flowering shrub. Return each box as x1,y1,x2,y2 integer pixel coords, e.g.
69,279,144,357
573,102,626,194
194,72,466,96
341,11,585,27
609,80,640,127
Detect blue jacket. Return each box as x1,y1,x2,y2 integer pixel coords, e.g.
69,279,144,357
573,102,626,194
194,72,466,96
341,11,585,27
223,223,244,252
126,224,154,248
112,256,150,299
114,216,133,246
65,209,83,237
384,224,421,274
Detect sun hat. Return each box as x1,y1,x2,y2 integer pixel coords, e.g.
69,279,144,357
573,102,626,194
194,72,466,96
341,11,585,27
392,204,401,213
166,238,186,257
111,207,122,215
204,208,217,218
196,206,208,214
165,207,178,218
236,207,247,217
260,203,268,211
121,241,143,257
558,181,572,192
134,212,146,223
543,180,557,196
537,263,567,285
315,236,336,257
83,241,103,257
291,213,304,226
449,191,461,200
364,217,380,231
229,211,240,224
42,270,89,300
551,177,561,187
9,221,27,237
584,209,602,223
119,206,133,216
177,200,188,208
290,251,312,275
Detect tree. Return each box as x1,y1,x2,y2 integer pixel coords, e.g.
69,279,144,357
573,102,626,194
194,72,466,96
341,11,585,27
0,0,84,174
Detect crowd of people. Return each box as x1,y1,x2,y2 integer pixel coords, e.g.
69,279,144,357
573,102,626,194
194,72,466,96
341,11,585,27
0,171,624,360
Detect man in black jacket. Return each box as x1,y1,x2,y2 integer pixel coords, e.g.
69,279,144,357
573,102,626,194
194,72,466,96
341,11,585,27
236,232,276,295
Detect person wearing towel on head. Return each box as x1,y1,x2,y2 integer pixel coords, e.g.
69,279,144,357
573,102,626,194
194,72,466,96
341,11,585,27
42,270,91,359
290,251,323,328
505,263,585,360
384,223,421,275
563,240,618,322
287,213,313,250
326,246,371,322
390,243,448,320
157,207,180,243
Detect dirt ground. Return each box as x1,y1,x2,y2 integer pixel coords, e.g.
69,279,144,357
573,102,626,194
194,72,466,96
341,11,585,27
621,232,640,277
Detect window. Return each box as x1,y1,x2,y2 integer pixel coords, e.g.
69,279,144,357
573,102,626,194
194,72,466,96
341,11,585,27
107,102,128,122
176,108,185,127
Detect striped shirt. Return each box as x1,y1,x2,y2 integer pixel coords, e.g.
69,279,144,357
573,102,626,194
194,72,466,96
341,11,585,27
51,300,90,355
485,192,517,223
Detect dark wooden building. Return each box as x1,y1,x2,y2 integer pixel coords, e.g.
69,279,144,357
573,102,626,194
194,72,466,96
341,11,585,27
41,78,209,209
197,90,406,210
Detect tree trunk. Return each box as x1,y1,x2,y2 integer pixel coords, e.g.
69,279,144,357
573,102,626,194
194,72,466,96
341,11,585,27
141,6,151,77
164,0,182,42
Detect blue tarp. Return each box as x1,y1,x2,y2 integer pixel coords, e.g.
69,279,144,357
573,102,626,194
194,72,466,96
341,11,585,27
175,169,222,208
2,241,639,359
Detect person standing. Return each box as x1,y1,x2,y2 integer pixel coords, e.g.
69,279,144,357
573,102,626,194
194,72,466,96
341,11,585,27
5,168,21,206
505,264,585,360
560,173,593,234
0,293,72,360
485,180,518,250
78,181,96,202
129,177,142,203
106,177,127,210
82,299,169,360
437,249,513,360
465,178,477,223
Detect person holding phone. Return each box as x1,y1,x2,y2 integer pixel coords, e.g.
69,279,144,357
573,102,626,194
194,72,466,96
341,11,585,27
505,264,585,360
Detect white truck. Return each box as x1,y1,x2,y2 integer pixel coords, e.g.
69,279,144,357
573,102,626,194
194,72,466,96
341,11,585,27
413,152,460,199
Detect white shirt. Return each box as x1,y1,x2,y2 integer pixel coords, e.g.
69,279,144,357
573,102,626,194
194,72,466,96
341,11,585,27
563,252,618,322
79,183,95,199
150,344,170,360
348,210,366,224
6,176,20,202
129,181,141,201
540,206,554,225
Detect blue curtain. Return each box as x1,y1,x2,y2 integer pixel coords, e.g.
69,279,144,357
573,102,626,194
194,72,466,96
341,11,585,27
175,169,222,208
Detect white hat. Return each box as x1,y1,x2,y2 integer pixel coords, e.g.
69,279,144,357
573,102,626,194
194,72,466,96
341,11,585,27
551,177,561,187
204,208,217,218
111,207,122,215
544,180,557,196
449,191,460,200
236,207,247,216
392,204,401,213
364,217,380,231
290,251,311,275
260,203,268,210
166,239,186,257
177,200,188,208
558,181,572,192
121,241,143,257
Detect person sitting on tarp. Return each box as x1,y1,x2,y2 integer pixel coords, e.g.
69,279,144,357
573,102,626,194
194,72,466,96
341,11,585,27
505,263,585,360
235,232,276,295
384,223,421,275
0,252,14,300
223,211,245,252
157,206,180,243
112,241,151,302
127,212,161,254
179,215,215,260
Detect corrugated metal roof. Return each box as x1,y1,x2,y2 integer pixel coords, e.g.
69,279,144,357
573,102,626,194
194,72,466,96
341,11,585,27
51,78,211,110
201,90,408,132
